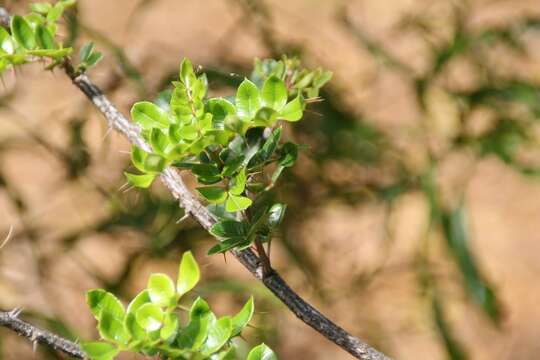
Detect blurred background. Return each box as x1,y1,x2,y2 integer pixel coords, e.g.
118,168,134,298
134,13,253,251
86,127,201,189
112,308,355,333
1,0,540,359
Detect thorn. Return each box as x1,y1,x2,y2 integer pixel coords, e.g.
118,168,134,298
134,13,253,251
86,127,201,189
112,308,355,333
176,213,190,224
122,185,134,194
101,126,113,143
0,225,14,250
118,182,130,191
9,308,22,318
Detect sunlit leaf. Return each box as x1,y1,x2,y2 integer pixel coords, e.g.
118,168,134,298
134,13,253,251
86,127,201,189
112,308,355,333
124,172,155,189
11,16,36,50
160,313,179,341
261,75,287,111
236,79,261,121
177,251,200,297
231,296,254,337
279,95,304,121
147,273,176,307
225,194,252,212
125,290,152,340
247,343,277,360
135,303,164,332
201,316,232,355
197,186,227,204
131,101,169,129
81,342,119,360
35,25,55,50
229,169,247,196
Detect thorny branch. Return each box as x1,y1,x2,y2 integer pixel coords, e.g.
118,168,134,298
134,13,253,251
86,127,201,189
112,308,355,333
0,309,85,359
0,7,391,360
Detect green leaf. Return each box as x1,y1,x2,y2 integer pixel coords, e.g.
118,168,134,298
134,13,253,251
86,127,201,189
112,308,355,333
0,28,15,55
180,58,195,85
253,127,281,165
207,237,250,255
207,98,235,129
135,303,164,332
143,153,167,173
86,290,129,344
125,290,152,340
178,297,214,350
47,2,65,22
124,172,155,189
86,290,125,321
99,313,130,345
30,3,53,14
160,313,179,341
225,194,252,212
268,203,287,229
212,348,237,360
202,316,232,356
179,125,199,140
210,220,248,238
150,128,170,155
247,343,277,360
192,163,220,179
229,169,247,196
222,156,245,177
131,101,169,129
147,273,176,307
313,70,333,88
131,146,146,172
279,95,304,121
177,251,200,297
197,186,227,204
279,142,298,167
79,41,94,62
22,13,44,30
11,16,36,50
236,79,261,121
295,71,315,89
254,107,278,127
231,296,254,337
35,25,55,50
81,342,119,360
85,51,103,67
261,75,288,111
171,83,199,122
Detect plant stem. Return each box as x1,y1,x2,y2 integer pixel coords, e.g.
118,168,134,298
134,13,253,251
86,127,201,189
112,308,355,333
254,237,273,277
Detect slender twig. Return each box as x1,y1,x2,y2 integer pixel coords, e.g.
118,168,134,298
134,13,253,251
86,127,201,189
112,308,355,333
0,309,85,359
0,8,390,360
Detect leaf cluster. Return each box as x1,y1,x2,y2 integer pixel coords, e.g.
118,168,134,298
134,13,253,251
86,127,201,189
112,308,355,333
125,57,331,254
0,1,75,73
82,251,276,360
